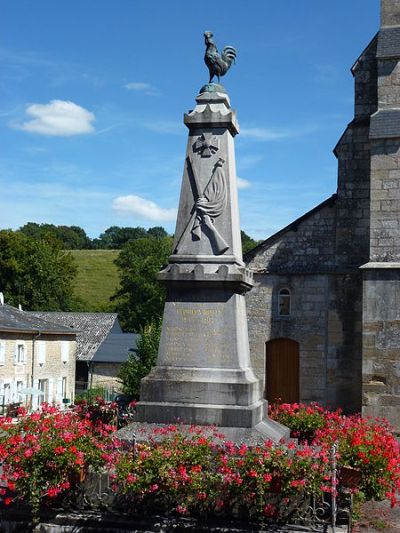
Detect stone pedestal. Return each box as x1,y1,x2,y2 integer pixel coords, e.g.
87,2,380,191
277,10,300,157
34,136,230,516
136,89,288,442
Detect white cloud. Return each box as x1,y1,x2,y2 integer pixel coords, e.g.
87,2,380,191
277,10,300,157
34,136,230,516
143,120,183,135
112,195,177,222
16,100,95,136
240,124,318,141
236,176,251,189
123,81,159,95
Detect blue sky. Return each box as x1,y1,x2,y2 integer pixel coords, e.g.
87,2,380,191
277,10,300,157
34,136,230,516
1,0,379,240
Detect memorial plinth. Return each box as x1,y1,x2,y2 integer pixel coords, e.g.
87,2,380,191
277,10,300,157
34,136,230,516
136,89,288,442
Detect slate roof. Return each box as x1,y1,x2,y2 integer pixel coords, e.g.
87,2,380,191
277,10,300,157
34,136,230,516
0,304,77,335
28,312,120,361
92,333,140,363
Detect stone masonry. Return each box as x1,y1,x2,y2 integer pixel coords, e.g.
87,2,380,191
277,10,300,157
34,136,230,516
245,1,400,428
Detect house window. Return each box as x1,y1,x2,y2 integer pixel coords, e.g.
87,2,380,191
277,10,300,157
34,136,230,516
16,381,23,400
38,379,48,403
278,289,291,317
15,343,26,365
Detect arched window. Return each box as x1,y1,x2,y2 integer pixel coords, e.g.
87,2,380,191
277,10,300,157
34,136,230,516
278,288,291,316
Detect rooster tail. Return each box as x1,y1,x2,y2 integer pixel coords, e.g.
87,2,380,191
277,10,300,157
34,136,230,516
221,45,237,66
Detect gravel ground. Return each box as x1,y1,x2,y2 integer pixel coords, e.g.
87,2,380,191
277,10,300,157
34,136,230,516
353,498,400,533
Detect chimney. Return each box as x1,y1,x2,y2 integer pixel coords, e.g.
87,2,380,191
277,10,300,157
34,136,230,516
0,293,4,305
18,304,22,311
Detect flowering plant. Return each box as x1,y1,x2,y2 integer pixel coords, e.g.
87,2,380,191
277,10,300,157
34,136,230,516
268,402,333,443
72,396,119,427
270,402,400,506
113,424,332,521
0,404,117,521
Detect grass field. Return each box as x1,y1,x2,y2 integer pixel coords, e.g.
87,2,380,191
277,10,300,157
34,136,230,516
69,249,120,311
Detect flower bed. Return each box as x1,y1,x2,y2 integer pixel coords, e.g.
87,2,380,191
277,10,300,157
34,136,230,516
0,402,398,524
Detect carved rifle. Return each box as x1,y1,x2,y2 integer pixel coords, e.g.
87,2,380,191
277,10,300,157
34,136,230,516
174,156,229,255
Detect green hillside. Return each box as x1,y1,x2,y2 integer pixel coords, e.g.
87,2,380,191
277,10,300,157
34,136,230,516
69,249,120,311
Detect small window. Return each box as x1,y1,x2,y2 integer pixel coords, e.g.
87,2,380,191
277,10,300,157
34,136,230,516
62,377,67,399
16,381,23,400
278,289,291,317
15,343,26,365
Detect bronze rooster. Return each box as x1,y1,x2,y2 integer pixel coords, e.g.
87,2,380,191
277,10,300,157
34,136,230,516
204,31,237,84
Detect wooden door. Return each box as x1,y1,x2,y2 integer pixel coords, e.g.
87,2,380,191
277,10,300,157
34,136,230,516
265,338,299,404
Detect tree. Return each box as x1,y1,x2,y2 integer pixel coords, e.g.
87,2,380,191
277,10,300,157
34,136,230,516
0,230,78,310
241,230,260,255
113,236,172,331
118,319,161,399
18,223,91,250
147,226,168,239
98,226,148,249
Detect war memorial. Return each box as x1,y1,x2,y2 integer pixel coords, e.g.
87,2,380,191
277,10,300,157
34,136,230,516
133,31,288,443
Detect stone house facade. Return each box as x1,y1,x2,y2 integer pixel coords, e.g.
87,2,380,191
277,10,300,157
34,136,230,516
0,303,77,409
245,0,400,430
29,312,139,395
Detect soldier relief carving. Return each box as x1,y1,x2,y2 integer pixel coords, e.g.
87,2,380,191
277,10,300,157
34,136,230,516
174,146,229,255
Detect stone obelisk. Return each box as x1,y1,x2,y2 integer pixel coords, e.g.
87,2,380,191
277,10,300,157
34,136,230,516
136,33,288,442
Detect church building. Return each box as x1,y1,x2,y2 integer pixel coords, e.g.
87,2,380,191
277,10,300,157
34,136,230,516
245,0,400,430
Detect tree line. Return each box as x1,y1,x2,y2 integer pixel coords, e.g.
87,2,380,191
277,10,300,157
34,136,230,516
0,224,260,329
18,222,169,250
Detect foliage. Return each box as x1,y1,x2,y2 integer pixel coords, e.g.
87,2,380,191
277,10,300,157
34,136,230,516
0,230,78,310
19,222,92,250
241,230,260,255
0,404,117,521
113,236,172,331
96,226,169,249
118,319,162,399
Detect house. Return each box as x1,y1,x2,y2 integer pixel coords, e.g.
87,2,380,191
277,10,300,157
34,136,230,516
29,312,139,395
0,300,77,409
244,0,400,430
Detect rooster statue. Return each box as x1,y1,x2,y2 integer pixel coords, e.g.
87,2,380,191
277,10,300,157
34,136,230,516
204,31,237,84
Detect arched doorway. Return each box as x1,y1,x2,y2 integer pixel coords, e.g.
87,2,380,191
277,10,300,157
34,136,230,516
265,338,299,404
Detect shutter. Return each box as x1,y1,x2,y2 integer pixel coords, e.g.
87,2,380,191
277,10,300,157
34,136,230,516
61,342,69,363
0,342,5,365
33,379,39,410
0,380,3,411
48,378,54,404
37,342,46,366
10,381,16,403
56,378,63,404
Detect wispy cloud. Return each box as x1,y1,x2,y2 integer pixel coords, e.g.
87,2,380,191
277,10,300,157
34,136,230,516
240,124,318,141
143,120,183,135
112,195,177,222
237,176,251,189
13,100,95,136
236,154,263,171
123,81,160,96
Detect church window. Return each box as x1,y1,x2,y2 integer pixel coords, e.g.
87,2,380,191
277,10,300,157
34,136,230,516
278,289,291,316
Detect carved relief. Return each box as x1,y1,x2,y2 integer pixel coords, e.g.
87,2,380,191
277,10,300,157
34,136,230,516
193,133,219,158
174,156,229,255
